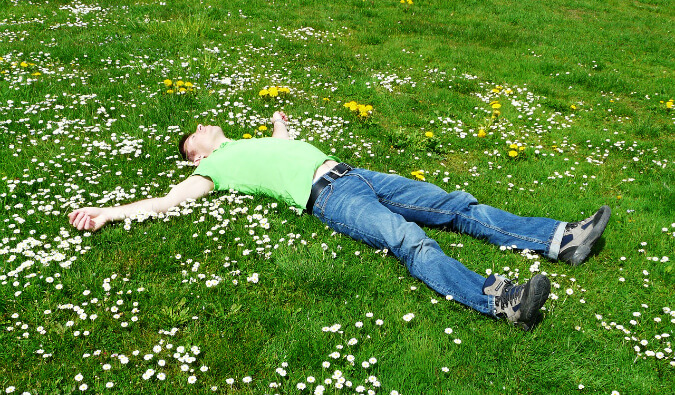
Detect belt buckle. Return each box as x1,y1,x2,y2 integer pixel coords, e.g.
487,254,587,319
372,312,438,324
330,164,350,177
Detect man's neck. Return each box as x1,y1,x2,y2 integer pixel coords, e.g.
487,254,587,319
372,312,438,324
211,135,230,151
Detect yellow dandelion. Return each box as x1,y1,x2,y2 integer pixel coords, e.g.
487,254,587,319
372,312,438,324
411,170,425,181
163,79,173,87
519,146,525,151
166,89,174,94
268,86,279,97
570,104,577,110
32,72,41,76
492,110,501,117
259,89,269,97
504,88,513,95
184,82,193,88
258,125,268,131
243,133,252,139
509,144,518,149
477,129,486,138
508,150,518,158
323,97,330,101
364,104,373,111
359,112,369,118
425,131,434,138
178,87,187,93
357,104,367,113
666,100,673,109
175,80,185,87
20,61,28,67
344,101,358,111
279,87,290,93
400,0,405,3
407,0,413,4
491,102,502,109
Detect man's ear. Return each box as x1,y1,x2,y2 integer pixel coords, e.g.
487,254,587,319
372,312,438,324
193,157,202,166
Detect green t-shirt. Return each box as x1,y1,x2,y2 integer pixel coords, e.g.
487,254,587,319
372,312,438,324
193,138,338,208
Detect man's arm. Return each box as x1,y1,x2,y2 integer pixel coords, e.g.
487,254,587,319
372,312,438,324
271,111,290,140
68,175,214,231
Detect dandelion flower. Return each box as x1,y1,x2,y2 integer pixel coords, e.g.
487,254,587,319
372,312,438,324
344,101,358,111
425,131,434,138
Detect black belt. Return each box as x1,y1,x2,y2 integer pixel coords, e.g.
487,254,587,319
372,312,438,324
306,162,353,215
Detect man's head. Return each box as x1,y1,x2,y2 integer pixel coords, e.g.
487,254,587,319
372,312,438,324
178,124,227,165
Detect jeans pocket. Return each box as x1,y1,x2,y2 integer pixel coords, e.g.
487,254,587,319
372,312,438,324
314,184,334,219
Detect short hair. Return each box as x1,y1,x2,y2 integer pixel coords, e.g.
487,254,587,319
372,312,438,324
178,132,192,161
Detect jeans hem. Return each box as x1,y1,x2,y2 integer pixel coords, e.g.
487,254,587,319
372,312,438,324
547,222,567,260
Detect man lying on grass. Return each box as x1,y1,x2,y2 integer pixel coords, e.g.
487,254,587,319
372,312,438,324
68,111,611,331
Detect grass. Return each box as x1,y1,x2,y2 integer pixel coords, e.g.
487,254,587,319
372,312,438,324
1,0,674,393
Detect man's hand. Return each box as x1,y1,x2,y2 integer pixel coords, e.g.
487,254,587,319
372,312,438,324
271,111,290,139
68,207,112,231
271,111,288,124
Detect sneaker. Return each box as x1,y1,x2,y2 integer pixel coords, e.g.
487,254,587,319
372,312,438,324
482,273,515,296
558,205,611,266
494,274,550,331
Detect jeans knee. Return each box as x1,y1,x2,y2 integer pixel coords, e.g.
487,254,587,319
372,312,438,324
448,191,478,207
402,236,440,276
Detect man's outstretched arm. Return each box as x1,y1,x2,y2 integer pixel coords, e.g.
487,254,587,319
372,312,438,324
68,175,214,231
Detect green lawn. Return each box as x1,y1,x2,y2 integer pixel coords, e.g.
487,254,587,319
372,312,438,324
1,0,674,393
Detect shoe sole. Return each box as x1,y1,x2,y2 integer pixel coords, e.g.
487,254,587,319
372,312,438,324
515,274,551,331
568,205,611,266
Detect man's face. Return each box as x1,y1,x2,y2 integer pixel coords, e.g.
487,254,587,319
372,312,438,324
184,124,223,163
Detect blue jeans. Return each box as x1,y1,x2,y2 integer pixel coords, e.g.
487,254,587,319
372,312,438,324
310,168,566,316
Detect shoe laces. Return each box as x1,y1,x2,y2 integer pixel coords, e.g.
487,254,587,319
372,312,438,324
565,221,579,231
497,285,523,309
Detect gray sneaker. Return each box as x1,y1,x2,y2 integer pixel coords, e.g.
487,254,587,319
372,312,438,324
558,205,611,266
493,274,551,331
